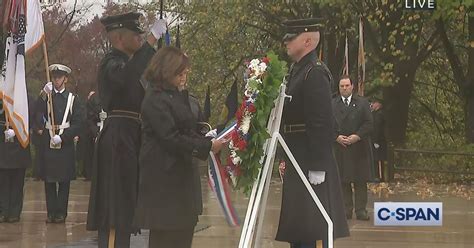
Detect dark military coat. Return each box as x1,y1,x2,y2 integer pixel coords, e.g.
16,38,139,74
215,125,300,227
133,86,211,230
276,50,350,243
333,95,374,182
0,99,31,169
36,90,84,182
87,43,155,232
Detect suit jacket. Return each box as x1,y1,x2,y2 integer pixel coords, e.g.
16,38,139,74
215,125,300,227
333,94,374,182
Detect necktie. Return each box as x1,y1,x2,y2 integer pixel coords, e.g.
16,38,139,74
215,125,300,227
344,98,349,106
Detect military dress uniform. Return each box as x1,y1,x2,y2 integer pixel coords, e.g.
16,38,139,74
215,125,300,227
333,94,374,219
276,19,350,248
82,91,102,180
0,99,31,223
86,12,156,247
36,64,84,223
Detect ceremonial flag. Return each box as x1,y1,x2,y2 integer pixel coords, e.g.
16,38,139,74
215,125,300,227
25,0,45,53
357,17,366,96
0,0,34,148
208,122,239,227
341,33,349,76
203,85,211,122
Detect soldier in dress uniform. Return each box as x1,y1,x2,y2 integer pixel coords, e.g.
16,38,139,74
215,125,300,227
276,18,350,248
86,12,166,247
0,99,31,223
36,64,84,223
82,90,102,180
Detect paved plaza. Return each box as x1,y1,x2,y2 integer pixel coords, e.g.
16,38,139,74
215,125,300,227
0,176,472,248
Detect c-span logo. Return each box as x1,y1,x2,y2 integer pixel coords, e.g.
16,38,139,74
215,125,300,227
374,202,442,226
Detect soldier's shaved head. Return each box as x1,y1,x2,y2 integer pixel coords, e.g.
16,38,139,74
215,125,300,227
285,31,320,62
107,28,142,57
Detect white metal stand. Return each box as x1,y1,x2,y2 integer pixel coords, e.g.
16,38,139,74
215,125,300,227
238,84,334,248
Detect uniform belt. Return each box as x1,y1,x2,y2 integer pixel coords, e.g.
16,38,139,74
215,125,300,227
108,110,141,122
46,122,70,130
283,124,306,134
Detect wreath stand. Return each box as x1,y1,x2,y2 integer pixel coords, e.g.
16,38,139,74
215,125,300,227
237,83,334,248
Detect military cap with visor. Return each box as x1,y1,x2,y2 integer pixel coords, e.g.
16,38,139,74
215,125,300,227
282,18,324,42
100,12,145,34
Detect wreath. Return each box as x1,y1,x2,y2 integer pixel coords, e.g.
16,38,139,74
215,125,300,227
225,52,287,193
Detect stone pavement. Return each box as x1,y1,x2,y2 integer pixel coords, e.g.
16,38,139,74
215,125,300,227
0,178,472,248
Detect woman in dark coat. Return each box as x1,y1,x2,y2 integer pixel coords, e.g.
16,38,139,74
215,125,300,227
134,47,226,248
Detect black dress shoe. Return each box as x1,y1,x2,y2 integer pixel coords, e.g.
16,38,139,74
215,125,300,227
54,216,66,223
6,217,20,223
0,216,6,223
46,216,54,223
356,212,370,221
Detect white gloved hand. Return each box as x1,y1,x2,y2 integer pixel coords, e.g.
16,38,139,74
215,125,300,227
99,110,107,121
205,129,218,138
150,18,167,39
308,171,326,185
51,135,62,145
374,143,380,149
43,82,53,94
4,129,15,139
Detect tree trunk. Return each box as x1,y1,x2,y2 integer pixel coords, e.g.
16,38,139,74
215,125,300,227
383,64,417,146
466,9,474,143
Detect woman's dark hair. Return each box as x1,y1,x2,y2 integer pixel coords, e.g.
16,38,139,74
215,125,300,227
144,46,190,88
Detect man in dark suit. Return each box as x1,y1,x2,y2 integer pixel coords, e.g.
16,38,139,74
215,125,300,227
36,64,84,224
276,18,349,248
333,75,374,221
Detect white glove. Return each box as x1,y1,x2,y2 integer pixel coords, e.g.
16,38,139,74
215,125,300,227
99,110,107,121
4,129,15,139
374,143,380,149
150,18,167,39
51,135,62,145
43,82,53,94
205,129,218,138
308,171,326,185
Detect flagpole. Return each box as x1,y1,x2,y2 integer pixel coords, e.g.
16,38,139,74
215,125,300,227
42,39,56,136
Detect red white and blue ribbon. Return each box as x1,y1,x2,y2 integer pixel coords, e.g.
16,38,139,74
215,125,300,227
208,121,240,227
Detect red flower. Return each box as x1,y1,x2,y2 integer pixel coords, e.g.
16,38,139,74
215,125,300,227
231,130,239,142
247,104,256,113
262,57,270,64
236,138,247,150
236,108,243,121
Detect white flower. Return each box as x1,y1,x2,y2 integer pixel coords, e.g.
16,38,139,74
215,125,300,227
232,155,242,165
250,59,260,68
240,115,251,134
259,62,267,72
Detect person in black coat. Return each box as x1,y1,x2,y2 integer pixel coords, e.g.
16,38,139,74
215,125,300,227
370,100,389,181
81,91,102,180
276,19,349,248
36,64,84,223
333,75,374,221
0,99,31,223
86,12,167,248
133,47,226,248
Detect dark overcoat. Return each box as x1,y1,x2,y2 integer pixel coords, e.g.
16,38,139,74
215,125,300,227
332,95,374,182
0,99,31,169
372,108,387,161
36,90,83,182
133,87,211,230
87,43,155,232
276,50,350,243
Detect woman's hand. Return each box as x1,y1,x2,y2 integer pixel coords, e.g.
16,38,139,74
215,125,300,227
211,138,229,153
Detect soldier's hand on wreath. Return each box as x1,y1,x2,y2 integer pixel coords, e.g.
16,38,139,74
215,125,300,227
336,135,348,147
51,135,62,145
205,129,218,138
211,138,228,153
347,134,361,144
43,82,53,94
4,129,15,139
